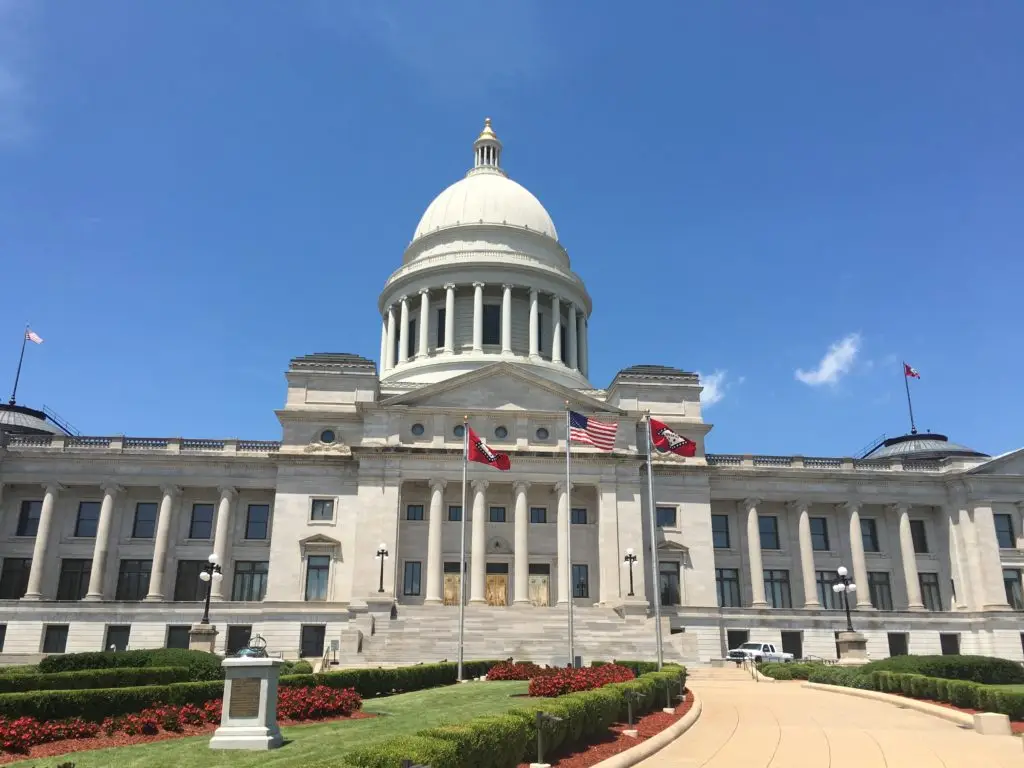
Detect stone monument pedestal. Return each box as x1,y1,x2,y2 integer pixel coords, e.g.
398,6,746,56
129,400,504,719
613,598,649,620
188,623,218,653
209,657,285,750
835,631,869,666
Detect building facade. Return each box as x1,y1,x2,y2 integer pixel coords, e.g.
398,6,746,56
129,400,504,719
1,120,1023,666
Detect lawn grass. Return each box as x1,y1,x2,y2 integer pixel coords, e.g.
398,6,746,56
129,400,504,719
7,680,534,767
994,684,1024,693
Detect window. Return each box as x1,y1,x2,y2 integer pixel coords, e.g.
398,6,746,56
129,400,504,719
407,319,417,358
124,503,154,540
910,520,929,553
74,501,101,537
919,572,942,611
995,514,1016,549
716,568,741,607
571,508,588,525
489,507,507,523
887,632,909,657
173,560,207,601
56,559,92,601
535,427,549,441
411,423,425,436
16,500,42,537
453,424,465,438
310,498,334,522
764,569,792,608
320,429,335,444
810,518,830,551
758,516,780,550
0,558,31,599
1004,568,1024,610
711,515,730,549
868,571,893,611
447,505,462,522
300,625,326,658
189,504,214,539
227,625,253,655
0,625,6,652
116,559,152,601
816,570,841,609
530,507,547,524
105,625,131,652
305,555,331,601
659,562,681,606
436,308,446,347
42,625,69,654
861,518,880,553
655,506,677,528
406,504,425,522
494,425,508,439
232,561,269,601
166,626,191,649
571,564,589,598
482,304,500,345
940,633,960,655
245,504,270,539
403,561,422,596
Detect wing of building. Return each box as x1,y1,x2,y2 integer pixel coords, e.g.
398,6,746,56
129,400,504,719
1,120,1023,666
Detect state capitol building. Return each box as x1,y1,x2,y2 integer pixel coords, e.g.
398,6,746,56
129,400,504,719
1,121,1022,666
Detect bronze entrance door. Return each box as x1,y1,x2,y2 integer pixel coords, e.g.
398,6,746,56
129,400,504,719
443,562,463,606
485,563,510,606
528,563,551,606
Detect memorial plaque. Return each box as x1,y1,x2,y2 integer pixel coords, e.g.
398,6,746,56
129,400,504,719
229,677,261,719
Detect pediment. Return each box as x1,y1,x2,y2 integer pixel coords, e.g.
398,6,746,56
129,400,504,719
657,540,689,553
298,533,341,547
380,363,622,415
967,448,1024,477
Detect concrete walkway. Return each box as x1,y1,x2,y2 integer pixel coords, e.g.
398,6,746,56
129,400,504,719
638,667,1022,767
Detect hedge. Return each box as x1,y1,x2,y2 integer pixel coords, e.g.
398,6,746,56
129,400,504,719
344,666,686,768
279,660,500,699
0,666,192,694
857,654,1024,685
757,662,821,681
37,649,223,682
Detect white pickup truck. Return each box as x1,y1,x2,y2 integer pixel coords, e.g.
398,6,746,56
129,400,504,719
726,642,795,663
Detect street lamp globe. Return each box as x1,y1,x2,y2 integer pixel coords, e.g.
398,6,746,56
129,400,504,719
199,570,211,582
212,571,223,582
832,583,843,593
836,565,848,578
626,547,634,556
208,553,219,565
847,583,857,592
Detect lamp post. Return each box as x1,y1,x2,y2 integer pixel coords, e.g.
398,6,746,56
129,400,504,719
623,548,638,597
376,543,389,593
197,553,223,625
832,565,857,633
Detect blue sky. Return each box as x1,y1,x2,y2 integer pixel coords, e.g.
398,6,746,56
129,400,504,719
1,1,1021,457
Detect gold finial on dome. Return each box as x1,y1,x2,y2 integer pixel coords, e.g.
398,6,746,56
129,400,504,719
473,117,503,172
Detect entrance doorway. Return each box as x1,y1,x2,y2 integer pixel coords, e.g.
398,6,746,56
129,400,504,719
486,563,509,606
726,629,749,652
780,630,803,659
443,562,463,606
528,563,550,606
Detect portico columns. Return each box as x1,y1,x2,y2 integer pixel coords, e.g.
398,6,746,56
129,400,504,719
567,303,578,370
443,283,456,354
210,486,237,600
469,479,488,604
146,485,180,601
424,479,446,604
895,504,925,610
792,500,819,608
579,318,589,376
528,289,540,359
398,296,410,363
501,284,513,355
379,319,388,371
23,483,61,600
84,483,122,600
418,289,430,358
472,283,484,352
743,498,768,607
513,481,530,605
556,481,570,604
385,306,396,370
844,501,872,608
551,295,562,364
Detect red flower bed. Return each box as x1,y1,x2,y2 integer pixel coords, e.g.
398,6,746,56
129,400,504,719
486,662,554,681
277,685,362,720
528,664,635,697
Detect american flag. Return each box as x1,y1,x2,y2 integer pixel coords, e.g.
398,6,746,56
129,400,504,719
25,329,43,344
569,410,618,451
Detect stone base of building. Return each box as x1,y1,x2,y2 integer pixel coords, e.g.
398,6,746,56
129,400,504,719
835,631,870,666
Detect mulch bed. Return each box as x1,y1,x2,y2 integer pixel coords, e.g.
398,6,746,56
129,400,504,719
888,693,1024,735
0,711,377,764
516,690,695,768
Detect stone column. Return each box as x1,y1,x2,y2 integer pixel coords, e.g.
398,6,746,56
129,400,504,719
579,317,589,376
501,284,513,355
972,503,1012,610
743,498,768,607
895,504,925,610
146,485,180,601
793,500,819,608
469,479,488,604
528,289,540,359
85,483,122,600
444,283,456,354
567,303,578,370
211,486,237,600
398,296,410,364
23,483,61,600
513,481,530,605
551,295,562,364
424,479,446,604
385,306,396,371
418,289,430,358
556,481,570,604
844,501,872,608
379,319,388,371
472,282,484,352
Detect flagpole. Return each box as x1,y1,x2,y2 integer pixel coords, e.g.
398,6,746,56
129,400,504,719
903,366,917,435
643,412,664,670
457,415,469,681
565,402,575,667
8,326,28,405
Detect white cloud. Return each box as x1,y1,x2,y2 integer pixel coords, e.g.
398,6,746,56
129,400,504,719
0,0,33,146
795,333,861,386
697,370,729,407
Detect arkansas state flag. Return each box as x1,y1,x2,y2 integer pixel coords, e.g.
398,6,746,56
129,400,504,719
467,426,511,471
649,418,697,457
903,362,920,379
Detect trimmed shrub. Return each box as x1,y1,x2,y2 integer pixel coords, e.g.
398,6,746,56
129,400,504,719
0,666,192,694
612,659,660,676
0,680,225,722
279,660,502,700
857,655,1024,685
281,660,314,676
758,662,818,681
421,713,530,768
344,735,461,768
37,649,223,682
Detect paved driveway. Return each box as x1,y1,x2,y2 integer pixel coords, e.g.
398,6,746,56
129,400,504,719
639,668,1022,767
